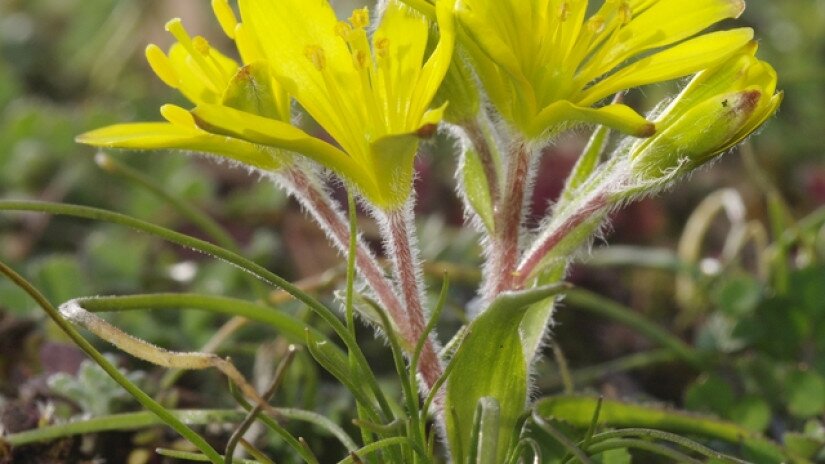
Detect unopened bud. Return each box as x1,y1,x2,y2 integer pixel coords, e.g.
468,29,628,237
630,89,762,179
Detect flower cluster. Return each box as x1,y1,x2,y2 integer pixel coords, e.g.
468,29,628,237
79,0,454,210
75,1,780,460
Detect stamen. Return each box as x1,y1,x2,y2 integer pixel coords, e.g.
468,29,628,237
335,21,353,41
559,1,570,21
350,7,370,29
618,2,632,25
305,45,327,71
588,15,606,34
145,44,180,89
165,19,226,90
193,36,212,56
375,37,390,59
353,49,369,70
211,0,238,39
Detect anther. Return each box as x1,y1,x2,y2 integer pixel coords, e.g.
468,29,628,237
350,7,370,29
618,2,632,25
353,49,369,69
335,21,353,41
588,15,606,34
375,37,390,59
193,36,211,55
305,45,327,71
559,2,570,21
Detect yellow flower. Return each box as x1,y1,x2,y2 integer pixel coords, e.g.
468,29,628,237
78,0,456,210
455,0,755,139
628,43,782,180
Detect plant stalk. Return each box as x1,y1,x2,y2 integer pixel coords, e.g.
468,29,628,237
380,205,444,393
276,168,411,340
484,142,532,300
515,192,609,288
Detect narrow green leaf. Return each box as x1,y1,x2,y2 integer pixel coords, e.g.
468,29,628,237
467,397,501,464
535,395,786,459
445,284,568,463
304,329,382,424
4,410,245,446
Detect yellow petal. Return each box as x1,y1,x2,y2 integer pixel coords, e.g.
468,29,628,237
408,0,457,127
190,103,377,200
145,44,180,89
579,28,754,107
456,0,537,116
76,122,285,171
529,101,654,139
211,0,238,39
374,0,429,127
237,0,366,154
596,0,745,72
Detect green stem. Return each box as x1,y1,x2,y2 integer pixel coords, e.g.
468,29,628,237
531,411,593,464
584,438,701,463
74,293,329,348
0,200,394,423
337,437,411,464
564,288,705,368
4,409,244,447
0,260,224,464
345,190,376,460
588,428,747,464
155,448,260,464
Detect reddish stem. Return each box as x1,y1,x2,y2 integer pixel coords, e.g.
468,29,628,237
279,168,411,340
384,208,443,392
483,142,531,300
515,192,608,288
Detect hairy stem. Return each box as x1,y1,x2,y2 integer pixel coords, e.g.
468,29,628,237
462,117,502,204
515,192,609,288
483,142,532,300
275,168,410,339
378,205,443,393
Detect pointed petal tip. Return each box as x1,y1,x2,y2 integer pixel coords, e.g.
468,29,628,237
732,0,746,18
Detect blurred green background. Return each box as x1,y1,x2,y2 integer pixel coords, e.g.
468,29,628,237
1,0,825,462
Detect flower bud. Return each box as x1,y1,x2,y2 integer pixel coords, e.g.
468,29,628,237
628,46,781,181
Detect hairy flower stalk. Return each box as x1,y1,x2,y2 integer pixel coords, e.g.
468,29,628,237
273,167,409,339
377,204,443,391
483,142,534,300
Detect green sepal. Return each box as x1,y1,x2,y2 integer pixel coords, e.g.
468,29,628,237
461,145,496,233
368,133,420,210
222,62,280,120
